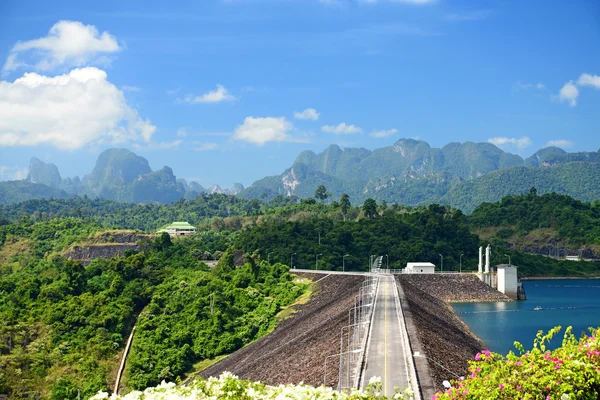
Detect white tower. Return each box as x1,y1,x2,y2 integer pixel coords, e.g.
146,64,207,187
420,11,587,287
478,246,483,274
485,244,491,274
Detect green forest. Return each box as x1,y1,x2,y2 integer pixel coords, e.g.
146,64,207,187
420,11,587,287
0,217,306,398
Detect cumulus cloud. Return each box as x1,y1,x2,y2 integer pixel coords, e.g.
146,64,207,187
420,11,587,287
0,165,28,181
488,136,532,149
233,116,293,145
545,139,574,149
557,81,579,107
577,73,600,89
294,108,320,120
370,128,398,138
179,84,236,104
2,20,120,73
0,67,155,149
322,122,362,135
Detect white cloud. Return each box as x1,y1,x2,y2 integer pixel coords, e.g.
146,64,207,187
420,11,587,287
2,20,120,73
322,122,362,135
179,84,236,104
294,108,320,120
444,10,492,21
577,73,600,89
132,140,181,150
488,136,532,149
0,67,155,149
557,81,579,107
545,139,574,149
193,142,219,151
233,116,293,145
370,128,398,138
0,165,28,181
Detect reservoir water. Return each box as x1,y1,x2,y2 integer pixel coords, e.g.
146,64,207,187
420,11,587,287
452,279,600,355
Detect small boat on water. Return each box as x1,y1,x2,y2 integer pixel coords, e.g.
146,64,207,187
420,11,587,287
533,306,543,311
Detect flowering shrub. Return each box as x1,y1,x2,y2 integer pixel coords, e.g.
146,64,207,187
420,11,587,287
92,373,413,399
434,326,600,400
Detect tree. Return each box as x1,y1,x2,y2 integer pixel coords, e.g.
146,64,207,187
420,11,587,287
314,185,330,203
340,193,351,221
362,198,378,218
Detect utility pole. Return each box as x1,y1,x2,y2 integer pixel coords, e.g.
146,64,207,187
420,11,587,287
439,254,443,272
290,252,296,269
385,254,389,269
460,253,464,273
343,254,350,272
316,253,323,270
505,254,511,266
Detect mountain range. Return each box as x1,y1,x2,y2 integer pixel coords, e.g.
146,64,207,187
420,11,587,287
238,139,600,212
2,140,600,213
0,149,244,205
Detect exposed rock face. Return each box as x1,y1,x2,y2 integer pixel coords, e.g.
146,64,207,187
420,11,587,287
65,231,152,264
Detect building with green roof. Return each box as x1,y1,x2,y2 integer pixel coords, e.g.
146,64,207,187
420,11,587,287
157,222,196,237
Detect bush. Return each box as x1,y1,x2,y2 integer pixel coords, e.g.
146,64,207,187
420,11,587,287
434,326,600,399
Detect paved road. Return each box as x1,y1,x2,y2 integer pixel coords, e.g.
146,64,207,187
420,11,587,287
361,275,411,396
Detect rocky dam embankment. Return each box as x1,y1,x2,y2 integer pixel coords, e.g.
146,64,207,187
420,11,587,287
396,274,511,390
200,272,364,388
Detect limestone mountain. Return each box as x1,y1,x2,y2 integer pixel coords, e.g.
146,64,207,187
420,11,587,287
26,157,62,189
239,139,600,212
0,149,215,205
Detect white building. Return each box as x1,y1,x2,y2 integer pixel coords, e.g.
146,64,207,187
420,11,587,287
404,262,436,274
157,222,197,237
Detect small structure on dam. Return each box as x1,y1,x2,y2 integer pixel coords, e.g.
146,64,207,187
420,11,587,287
404,262,436,274
477,245,525,300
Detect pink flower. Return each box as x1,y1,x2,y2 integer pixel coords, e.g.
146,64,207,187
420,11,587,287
499,384,505,391
516,361,523,366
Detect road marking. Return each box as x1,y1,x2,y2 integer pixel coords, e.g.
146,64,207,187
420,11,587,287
384,277,388,395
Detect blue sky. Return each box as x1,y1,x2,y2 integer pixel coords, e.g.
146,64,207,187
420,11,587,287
0,0,599,188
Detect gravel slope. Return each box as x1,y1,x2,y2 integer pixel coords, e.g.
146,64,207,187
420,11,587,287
200,273,364,388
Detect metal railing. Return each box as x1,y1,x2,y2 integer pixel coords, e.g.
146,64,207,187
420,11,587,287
324,273,379,391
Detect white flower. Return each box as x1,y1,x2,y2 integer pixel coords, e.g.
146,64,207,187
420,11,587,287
561,395,570,400
369,375,382,384
442,380,452,389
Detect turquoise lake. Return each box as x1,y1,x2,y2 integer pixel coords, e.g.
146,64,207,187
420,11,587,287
452,279,600,355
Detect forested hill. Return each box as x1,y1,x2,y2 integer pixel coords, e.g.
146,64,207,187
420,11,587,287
470,190,600,251
440,162,600,213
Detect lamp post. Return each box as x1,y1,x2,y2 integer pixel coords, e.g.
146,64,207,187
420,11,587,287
268,252,273,264
505,254,511,266
343,254,350,272
316,253,323,270
459,253,464,273
439,254,443,272
290,252,296,269
385,254,389,269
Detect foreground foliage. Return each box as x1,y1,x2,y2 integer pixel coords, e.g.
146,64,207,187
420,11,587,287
434,326,600,400
92,373,413,400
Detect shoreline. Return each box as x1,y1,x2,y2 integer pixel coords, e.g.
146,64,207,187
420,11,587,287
521,276,600,280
